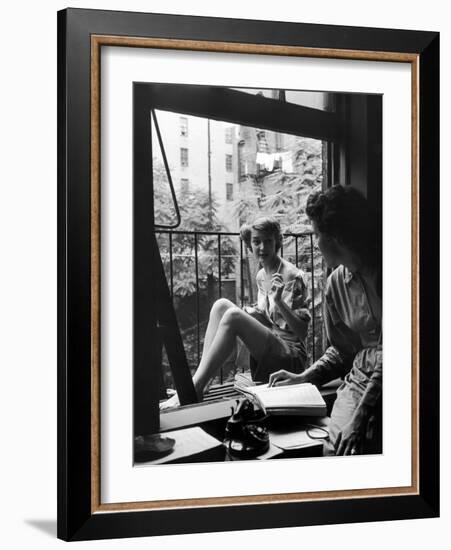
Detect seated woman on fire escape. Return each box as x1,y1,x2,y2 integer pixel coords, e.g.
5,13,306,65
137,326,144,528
160,216,311,409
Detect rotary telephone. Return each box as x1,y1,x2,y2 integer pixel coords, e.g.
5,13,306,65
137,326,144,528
223,398,269,458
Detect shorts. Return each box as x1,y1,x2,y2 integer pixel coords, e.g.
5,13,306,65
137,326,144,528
250,329,308,383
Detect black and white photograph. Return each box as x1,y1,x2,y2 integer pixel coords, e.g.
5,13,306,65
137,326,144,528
133,83,383,465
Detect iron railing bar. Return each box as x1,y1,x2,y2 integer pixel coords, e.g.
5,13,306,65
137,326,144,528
218,234,222,298
218,234,223,384
155,230,239,236
295,236,299,267
162,256,237,261
240,239,244,308
194,233,200,364
154,229,315,237
169,232,174,297
310,233,316,362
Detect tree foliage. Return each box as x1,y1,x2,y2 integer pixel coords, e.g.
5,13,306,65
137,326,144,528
153,160,237,299
232,137,323,233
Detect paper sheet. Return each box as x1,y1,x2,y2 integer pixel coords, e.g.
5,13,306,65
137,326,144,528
137,427,222,465
269,417,329,449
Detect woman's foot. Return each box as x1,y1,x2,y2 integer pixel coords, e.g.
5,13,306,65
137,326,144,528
159,392,180,411
159,383,207,410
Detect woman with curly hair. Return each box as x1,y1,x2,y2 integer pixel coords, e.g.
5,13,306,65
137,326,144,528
269,185,382,456
160,216,311,409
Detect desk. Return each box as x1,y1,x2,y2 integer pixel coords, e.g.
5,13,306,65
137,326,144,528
141,380,341,465
137,415,326,465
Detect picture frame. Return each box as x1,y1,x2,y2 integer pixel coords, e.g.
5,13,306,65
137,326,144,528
57,7,439,541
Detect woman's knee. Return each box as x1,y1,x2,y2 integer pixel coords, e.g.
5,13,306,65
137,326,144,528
210,298,235,319
220,305,244,329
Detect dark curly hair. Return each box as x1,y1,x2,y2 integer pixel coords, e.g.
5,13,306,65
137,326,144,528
240,216,283,252
306,185,381,270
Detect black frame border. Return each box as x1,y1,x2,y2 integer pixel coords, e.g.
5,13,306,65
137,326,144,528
57,8,439,541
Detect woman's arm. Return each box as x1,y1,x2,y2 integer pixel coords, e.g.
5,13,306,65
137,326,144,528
272,272,310,341
269,346,350,387
334,346,382,454
305,281,361,385
270,276,358,388
273,291,309,341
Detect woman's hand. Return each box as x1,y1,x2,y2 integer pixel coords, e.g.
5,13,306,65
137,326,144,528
268,369,305,387
335,405,370,455
271,273,285,304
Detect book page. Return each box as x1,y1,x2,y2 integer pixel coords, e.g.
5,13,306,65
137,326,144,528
251,383,325,409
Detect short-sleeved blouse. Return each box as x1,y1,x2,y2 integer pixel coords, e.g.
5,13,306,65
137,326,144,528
255,264,311,344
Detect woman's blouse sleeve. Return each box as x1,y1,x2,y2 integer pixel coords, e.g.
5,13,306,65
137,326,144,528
306,277,360,386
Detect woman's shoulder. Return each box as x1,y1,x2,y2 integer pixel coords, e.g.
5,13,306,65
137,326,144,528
327,265,350,285
325,265,349,299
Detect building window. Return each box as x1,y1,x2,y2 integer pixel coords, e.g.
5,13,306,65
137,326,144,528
180,148,189,167
180,117,188,137
226,183,234,201
256,130,269,153
225,127,233,144
225,154,233,172
180,178,189,194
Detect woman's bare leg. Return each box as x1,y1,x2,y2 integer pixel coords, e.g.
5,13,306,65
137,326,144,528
160,298,235,409
192,306,271,395
201,298,235,357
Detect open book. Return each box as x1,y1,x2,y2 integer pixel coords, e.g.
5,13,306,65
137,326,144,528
236,381,327,417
